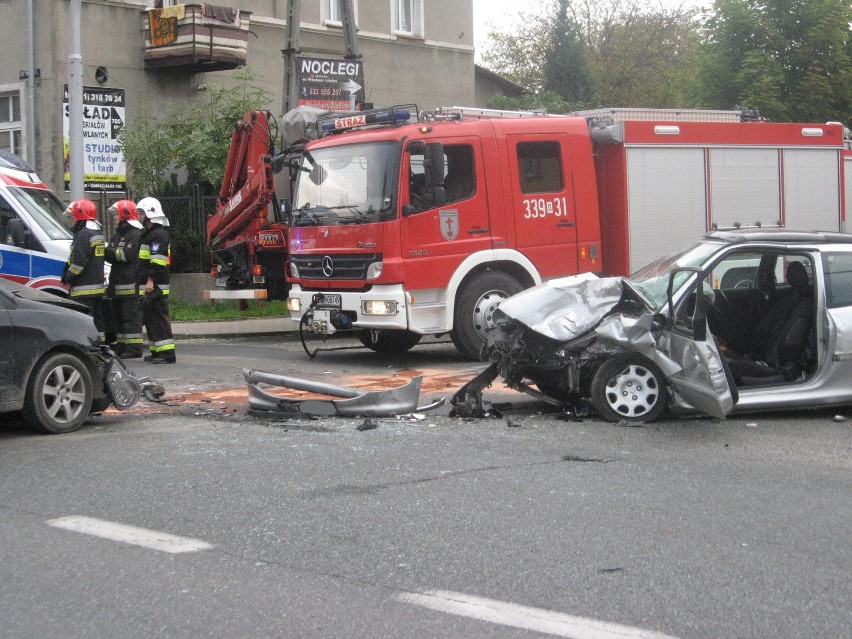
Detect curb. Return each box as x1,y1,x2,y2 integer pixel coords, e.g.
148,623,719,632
171,316,298,339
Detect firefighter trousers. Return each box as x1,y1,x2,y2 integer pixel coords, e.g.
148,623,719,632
142,291,175,360
111,293,143,355
75,295,106,343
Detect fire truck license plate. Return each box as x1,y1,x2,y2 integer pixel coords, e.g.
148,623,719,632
314,294,342,309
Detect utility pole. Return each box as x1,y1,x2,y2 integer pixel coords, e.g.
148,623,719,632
281,0,301,116
26,0,36,167
68,0,84,199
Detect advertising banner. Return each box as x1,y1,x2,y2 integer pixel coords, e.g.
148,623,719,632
63,86,126,192
296,56,365,111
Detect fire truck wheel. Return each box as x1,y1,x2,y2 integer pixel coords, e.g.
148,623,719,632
590,353,667,424
452,271,523,361
358,329,422,354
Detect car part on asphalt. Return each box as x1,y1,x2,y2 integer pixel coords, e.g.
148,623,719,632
244,369,445,417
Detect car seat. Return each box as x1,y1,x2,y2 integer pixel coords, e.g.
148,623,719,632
726,261,813,386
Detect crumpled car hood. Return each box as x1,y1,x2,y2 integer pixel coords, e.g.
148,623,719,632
495,273,626,342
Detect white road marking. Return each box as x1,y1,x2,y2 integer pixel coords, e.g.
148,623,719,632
397,590,680,639
46,516,212,554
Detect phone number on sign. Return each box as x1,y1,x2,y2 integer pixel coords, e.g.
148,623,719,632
523,196,570,219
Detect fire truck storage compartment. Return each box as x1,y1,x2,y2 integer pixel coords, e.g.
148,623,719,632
595,120,845,275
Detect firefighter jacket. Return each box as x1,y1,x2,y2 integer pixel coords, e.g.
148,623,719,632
105,221,142,298
63,220,106,299
138,223,171,294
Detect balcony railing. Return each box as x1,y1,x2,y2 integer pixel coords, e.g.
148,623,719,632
143,3,252,72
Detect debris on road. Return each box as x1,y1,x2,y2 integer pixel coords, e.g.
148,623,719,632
244,369,446,417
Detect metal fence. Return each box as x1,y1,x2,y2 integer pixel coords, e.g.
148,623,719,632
93,186,215,273
153,186,216,274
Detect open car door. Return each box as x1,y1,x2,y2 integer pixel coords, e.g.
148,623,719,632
658,267,736,419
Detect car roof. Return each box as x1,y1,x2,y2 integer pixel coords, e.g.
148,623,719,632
706,228,852,245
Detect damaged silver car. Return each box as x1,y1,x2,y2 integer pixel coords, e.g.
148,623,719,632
452,230,852,423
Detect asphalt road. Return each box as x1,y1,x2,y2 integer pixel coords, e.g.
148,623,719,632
1,335,850,638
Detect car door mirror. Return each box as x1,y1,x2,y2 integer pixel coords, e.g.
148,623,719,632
8,218,28,248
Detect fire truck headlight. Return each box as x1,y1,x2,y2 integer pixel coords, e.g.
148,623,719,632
362,300,398,316
366,261,383,280
289,262,300,279
287,298,301,313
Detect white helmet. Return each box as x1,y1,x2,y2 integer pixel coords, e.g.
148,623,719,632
135,196,170,227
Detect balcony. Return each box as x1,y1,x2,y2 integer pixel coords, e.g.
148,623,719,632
143,3,252,72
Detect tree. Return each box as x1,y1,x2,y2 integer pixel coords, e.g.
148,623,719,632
575,0,700,107
488,90,581,113
694,0,851,122
115,106,178,197
479,1,551,92
543,0,596,106
119,67,273,196
480,0,703,110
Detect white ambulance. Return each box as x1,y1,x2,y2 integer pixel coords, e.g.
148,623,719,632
0,150,71,295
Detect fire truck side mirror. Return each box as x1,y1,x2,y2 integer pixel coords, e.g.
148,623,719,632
279,199,292,225
423,142,445,188
423,142,446,207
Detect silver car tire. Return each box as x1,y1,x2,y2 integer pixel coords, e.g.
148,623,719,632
591,354,666,423
23,353,94,434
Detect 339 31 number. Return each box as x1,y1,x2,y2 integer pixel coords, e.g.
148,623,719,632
523,196,570,219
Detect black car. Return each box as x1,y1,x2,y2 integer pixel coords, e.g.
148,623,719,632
0,278,153,433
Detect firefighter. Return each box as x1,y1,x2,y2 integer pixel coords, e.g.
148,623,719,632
62,198,106,341
104,199,144,358
135,197,176,364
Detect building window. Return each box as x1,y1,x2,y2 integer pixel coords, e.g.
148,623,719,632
0,93,22,157
323,0,357,26
393,0,422,36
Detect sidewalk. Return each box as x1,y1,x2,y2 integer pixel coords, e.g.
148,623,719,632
171,316,298,339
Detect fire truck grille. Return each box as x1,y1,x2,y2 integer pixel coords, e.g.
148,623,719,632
292,253,381,280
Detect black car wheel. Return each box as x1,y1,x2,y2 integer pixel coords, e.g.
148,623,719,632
590,353,666,424
452,271,523,361
23,353,94,434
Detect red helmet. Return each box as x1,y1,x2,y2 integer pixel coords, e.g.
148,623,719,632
109,199,138,222
69,199,98,222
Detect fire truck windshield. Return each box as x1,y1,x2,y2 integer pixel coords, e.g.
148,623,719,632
292,141,399,227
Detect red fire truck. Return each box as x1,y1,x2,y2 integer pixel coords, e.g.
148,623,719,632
282,105,848,360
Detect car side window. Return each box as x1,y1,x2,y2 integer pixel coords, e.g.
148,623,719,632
822,253,852,309
709,252,762,290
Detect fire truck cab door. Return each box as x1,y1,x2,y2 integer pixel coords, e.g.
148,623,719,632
400,139,491,290
508,135,578,275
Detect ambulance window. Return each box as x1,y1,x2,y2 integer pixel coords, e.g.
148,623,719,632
517,141,563,193
0,194,18,244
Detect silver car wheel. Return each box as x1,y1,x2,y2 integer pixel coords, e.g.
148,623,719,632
605,364,659,417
